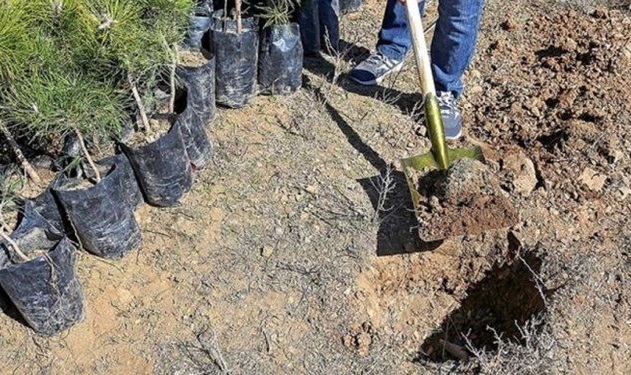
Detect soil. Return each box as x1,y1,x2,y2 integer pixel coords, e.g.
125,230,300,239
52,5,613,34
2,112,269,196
0,0,630,374
59,164,111,191
126,116,173,146
178,50,210,67
413,158,519,241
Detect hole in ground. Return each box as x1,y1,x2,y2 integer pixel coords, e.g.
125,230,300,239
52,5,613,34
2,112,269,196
419,252,551,362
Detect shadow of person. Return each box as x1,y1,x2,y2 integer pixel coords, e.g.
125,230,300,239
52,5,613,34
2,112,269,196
302,78,441,256
357,172,443,256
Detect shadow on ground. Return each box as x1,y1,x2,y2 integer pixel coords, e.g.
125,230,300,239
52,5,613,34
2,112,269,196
303,72,440,256
418,252,550,362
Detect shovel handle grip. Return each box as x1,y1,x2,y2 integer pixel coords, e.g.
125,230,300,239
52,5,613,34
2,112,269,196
404,0,435,96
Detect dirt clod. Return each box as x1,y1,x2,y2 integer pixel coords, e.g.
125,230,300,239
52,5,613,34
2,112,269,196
416,158,519,241
502,151,538,196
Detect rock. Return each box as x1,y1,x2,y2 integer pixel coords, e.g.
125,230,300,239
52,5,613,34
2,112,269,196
503,151,538,196
501,18,519,31
261,245,274,258
579,167,607,191
592,7,609,19
305,185,318,194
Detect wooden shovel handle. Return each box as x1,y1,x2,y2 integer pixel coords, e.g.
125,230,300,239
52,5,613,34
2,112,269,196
404,0,435,96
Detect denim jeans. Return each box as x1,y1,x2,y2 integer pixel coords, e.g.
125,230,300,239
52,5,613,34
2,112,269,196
298,0,340,54
377,0,484,97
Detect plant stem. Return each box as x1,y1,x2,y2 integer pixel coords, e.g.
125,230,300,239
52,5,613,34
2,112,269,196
169,43,178,114
223,0,228,32
235,0,242,33
0,210,28,262
128,75,150,130
0,121,41,184
73,127,101,183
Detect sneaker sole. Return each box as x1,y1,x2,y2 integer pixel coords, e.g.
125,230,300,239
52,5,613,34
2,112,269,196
445,129,462,141
349,62,404,86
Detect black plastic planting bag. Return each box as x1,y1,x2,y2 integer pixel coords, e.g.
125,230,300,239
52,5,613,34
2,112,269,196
176,58,216,167
258,23,303,95
31,187,65,231
121,124,193,207
0,207,84,336
340,0,362,14
53,163,142,259
212,11,259,108
183,15,212,50
97,154,144,209
298,0,340,55
183,0,213,50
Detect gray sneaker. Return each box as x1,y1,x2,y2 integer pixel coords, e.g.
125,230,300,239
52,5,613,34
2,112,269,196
349,52,403,85
436,91,462,140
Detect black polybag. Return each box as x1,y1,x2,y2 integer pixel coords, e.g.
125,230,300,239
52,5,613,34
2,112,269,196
183,0,214,50
31,187,65,232
258,23,303,95
120,124,193,207
97,154,144,209
212,11,259,108
0,205,84,336
183,15,212,51
52,163,142,259
176,57,216,167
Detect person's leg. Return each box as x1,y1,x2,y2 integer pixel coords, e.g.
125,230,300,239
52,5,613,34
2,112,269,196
319,0,340,53
350,0,424,85
376,0,425,61
430,0,484,98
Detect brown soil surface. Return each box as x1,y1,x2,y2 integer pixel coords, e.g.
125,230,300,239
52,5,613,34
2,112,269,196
178,50,210,67
0,1,630,374
126,116,173,147
415,158,519,241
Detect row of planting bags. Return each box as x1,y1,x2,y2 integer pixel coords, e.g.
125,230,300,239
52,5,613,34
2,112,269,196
0,1,362,336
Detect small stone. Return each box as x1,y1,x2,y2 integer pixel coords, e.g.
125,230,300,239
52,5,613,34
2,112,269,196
501,18,519,31
356,332,372,357
469,85,483,95
564,37,578,51
617,186,631,201
261,245,274,258
503,151,538,196
305,185,318,194
592,7,609,19
579,167,607,191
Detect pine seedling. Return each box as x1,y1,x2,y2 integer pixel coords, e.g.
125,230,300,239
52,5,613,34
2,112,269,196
257,0,299,28
5,69,126,183
0,1,45,183
79,0,194,129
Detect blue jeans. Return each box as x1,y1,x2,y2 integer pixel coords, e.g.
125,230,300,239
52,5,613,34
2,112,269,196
377,0,484,97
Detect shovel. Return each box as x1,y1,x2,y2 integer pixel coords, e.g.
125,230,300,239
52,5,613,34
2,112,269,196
400,0,517,241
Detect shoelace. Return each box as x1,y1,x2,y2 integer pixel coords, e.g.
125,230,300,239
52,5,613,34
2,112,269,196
436,91,458,116
366,52,397,69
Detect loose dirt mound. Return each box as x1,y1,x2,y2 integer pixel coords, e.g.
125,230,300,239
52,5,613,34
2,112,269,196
415,158,519,241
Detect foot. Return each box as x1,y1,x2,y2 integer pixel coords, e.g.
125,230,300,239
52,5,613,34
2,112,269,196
436,91,462,140
349,52,403,86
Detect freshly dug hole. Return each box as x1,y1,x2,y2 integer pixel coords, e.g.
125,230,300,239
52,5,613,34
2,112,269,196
416,158,519,241
420,252,549,362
